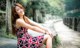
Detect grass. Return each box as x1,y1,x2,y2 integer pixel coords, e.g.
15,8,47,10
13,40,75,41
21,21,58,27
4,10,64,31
0,26,17,39
52,34,61,48
0,33,17,39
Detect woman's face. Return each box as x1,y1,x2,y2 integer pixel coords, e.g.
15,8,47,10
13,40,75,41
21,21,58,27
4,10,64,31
15,6,24,16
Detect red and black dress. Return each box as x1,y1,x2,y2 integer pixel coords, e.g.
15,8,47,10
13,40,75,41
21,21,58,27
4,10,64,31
16,27,44,48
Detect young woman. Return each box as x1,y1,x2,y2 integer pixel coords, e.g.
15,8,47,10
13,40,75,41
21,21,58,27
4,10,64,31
12,3,53,48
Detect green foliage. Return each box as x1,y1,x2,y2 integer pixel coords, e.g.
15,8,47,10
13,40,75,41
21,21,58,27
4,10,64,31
47,0,65,16
53,35,61,48
65,0,80,17
0,26,16,39
0,13,5,28
17,0,65,17
0,0,6,11
65,0,80,11
0,33,17,39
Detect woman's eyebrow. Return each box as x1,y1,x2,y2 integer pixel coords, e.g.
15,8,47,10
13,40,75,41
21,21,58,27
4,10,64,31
16,7,20,10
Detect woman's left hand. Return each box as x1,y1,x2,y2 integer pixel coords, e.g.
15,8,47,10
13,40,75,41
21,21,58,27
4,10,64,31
45,30,54,38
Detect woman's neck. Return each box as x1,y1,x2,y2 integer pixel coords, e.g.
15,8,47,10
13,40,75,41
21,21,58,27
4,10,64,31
19,15,25,22
19,15,24,19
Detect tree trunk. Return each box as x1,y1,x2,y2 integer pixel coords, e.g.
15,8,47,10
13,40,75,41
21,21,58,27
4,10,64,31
33,8,37,22
6,0,12,35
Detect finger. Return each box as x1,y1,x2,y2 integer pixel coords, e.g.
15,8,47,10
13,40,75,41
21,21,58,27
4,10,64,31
51,34,54,38
50,33,53,38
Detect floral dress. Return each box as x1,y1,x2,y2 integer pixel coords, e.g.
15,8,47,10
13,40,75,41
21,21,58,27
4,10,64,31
16,27,44,48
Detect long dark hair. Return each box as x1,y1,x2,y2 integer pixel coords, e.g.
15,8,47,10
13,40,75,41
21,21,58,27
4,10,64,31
11,3,25,35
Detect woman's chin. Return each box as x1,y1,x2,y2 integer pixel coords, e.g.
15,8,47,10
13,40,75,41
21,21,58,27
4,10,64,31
21,14,24,16
22,13,24,16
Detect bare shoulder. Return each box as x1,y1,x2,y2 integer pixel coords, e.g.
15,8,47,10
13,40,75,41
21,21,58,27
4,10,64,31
16,19,24,27
16,18,24,24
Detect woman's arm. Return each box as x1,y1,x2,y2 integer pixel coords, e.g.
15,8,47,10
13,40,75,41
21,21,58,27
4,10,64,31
25,16,53,36
16,19,46,34
25,16,48,32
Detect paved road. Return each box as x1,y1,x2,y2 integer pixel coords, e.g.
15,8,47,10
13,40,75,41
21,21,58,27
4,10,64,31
0,37,17,48
53,21,80,48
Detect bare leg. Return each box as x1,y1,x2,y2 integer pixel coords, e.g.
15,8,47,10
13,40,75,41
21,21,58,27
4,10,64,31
42,34,52,48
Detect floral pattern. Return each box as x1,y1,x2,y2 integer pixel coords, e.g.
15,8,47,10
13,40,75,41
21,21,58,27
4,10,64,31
16,27,44,48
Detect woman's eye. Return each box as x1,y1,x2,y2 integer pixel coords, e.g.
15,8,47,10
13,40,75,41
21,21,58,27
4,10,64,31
17,10,20,13
17,9,20,12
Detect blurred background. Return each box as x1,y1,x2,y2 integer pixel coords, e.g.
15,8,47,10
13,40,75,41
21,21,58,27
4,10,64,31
0,0,80,48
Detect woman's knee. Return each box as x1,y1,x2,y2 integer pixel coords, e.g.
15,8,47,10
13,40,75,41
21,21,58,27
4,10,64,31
42,34,52,44
45,34,52,39
42,34,51,43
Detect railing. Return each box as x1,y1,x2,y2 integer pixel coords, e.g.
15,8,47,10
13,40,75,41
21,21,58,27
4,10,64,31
63,17,80,31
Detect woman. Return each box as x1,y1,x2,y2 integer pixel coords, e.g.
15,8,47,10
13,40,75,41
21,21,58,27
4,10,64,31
12,3,53,48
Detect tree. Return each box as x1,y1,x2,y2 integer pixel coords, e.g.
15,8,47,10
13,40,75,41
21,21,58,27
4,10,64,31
64,0,80,31
6,0,12,35
0,0,6,11
17,0,52,23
